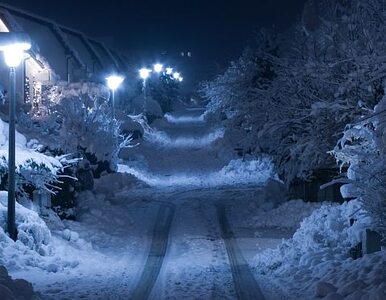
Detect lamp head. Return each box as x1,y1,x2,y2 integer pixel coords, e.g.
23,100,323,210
153,63,163,73
106,75,124,90
0,32,31,67
173,72,181,80
165,67,173,75
139,68,151,80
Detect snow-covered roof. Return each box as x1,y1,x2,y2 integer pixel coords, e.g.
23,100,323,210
88,38,121,72
0,2,127,77
0,3,86,70
0,8,46,70
87,38,121,72
59,25,104,72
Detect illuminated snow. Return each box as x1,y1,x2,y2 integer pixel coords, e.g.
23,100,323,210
164,113,205,124
143,127,224,148
118,158,277,188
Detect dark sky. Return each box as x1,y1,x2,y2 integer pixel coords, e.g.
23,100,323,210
2,0,306,85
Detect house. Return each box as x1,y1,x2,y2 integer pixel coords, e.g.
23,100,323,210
0,2,127,108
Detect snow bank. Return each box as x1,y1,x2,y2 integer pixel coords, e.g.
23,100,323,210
118,157,277,188
164,113,205,124
0,191,51,258
0,191,83,275
253,200,385,299
143,127,224,148
247,199,322,229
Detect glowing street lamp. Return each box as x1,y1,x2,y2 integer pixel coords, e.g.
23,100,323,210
153,63,163,73
173,72,181,80
165,67,173,75
139,68,151,105
139,68,151,80
0,32,31,241
178,76,184,82
106,75,124,118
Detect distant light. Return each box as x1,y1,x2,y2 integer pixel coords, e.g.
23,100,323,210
139,68,152,80
106,75,124,90
178,77,183,82
173,72,181,80
166,67,173,75
153,63,163,73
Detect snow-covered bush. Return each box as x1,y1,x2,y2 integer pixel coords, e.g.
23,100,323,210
332,93,386,239
23,82,134,171
0,191,51,256
201,0,386,185
253,200,381,299
0,118,68,199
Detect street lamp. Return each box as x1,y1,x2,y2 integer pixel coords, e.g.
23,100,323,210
0,32,31,241
153,63,163,73
173,72,181,80
106,75,124,119
139,67,151,97
165,67,173,75
139,68,151,113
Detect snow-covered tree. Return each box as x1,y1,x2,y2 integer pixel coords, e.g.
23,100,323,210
21,82,134,172
332,92,386,239
201,0,386,185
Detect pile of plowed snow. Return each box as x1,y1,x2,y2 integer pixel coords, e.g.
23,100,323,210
254,200,385,299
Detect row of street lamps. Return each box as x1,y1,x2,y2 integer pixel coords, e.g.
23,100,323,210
0,31,185,240
106,64,184,117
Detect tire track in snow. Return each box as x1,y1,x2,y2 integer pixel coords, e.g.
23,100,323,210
130,202,175,300
216,203,266,300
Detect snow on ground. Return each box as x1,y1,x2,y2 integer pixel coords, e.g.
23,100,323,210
118,157,277,188
7,180,157,299
164,112,205,124
246,199,323,229
143,126,224,148
253,200,386,299
153,190,236,299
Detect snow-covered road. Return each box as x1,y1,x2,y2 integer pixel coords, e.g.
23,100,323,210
11,107,287,299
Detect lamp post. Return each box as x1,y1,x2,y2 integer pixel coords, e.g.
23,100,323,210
139,68,151,113
0,32,31,241
106,75,124,119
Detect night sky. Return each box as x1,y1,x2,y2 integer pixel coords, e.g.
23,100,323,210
2,0,306,86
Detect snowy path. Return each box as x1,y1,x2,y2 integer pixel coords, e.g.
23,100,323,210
131,202,175,300
216,204,266,300
11,108,286,299
116,109,286,299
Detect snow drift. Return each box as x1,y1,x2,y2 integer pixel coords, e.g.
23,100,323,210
0,191,51,258
118,157,277,188
164,113,205,125
143,127,225,148
253,200,385,299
